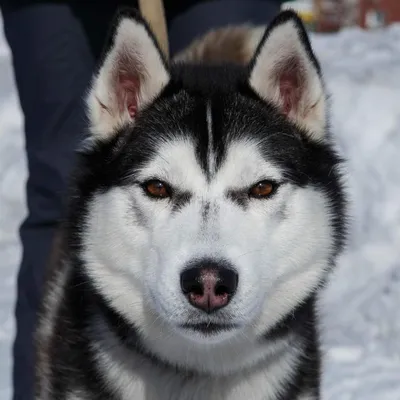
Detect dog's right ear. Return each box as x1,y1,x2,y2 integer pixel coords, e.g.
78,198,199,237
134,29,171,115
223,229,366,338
86,10,170,141
248,11,326,141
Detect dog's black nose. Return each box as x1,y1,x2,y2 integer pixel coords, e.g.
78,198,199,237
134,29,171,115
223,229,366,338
180,260,238,313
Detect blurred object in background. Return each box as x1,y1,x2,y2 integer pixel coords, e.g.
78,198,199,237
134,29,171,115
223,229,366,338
282,0,400,31
281,0,318,30
359,0,400,29
314,0,345,31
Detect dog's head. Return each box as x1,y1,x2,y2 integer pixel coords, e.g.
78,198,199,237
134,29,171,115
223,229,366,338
72,10,346,374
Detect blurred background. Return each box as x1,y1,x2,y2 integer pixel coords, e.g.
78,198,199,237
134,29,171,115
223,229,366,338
0,0,399,399
285,0,400,31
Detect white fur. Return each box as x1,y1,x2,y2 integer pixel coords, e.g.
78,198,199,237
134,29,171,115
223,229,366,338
249,19,326,140
37,265,70,346
66,392,88,400
298,394,316,400
86,17,169,139
81,137,333,378
36,263,71,400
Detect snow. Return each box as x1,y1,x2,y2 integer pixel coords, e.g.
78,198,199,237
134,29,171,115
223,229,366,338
1,16,400,399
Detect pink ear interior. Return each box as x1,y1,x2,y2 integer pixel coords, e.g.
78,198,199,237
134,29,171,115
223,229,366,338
117,71,140,119
277,58,303,116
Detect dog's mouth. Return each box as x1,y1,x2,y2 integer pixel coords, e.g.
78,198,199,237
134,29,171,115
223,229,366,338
181,323,237,335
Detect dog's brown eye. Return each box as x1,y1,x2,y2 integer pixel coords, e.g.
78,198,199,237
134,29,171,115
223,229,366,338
143,180,171,199
249,180,276,198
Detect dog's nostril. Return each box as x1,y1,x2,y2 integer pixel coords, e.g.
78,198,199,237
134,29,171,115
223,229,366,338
218,268,238,295
186,283,203,296
180,269,203,295
180,260,238,313
215,284,230,296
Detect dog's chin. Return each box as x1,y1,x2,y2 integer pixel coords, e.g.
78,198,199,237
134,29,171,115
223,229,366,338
173,322,240,345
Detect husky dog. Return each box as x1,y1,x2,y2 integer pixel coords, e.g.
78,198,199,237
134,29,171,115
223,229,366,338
35,8,347,400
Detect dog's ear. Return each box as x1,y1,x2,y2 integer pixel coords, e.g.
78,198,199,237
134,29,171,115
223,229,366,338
86,10,170,140
248,11,326,141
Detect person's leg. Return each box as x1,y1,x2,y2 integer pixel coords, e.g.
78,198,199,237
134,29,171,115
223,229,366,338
1,3,122,399
168,0,283,56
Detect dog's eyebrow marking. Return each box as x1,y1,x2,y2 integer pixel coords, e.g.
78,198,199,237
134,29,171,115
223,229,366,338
172,191,192,213
206,100,216,178
226,189,249,209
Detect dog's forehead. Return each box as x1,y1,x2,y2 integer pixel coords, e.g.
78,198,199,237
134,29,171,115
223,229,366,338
136,137,283,189
169,63,246,96
120,66,307,189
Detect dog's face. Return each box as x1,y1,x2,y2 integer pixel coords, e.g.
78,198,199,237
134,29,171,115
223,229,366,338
72,11,346,373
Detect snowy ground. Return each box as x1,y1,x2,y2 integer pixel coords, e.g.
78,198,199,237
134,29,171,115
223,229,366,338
1,17,400,399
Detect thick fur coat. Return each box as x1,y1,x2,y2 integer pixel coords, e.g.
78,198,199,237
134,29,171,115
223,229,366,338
35,9,347,400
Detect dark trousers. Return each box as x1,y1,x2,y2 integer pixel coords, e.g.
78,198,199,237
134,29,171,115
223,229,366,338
1,1,281,399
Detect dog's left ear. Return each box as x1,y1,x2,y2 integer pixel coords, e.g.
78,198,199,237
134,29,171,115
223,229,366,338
86,10,170,140
248,11,326,141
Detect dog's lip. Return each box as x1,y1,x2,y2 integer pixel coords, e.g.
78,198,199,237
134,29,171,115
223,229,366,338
181,322,238,334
